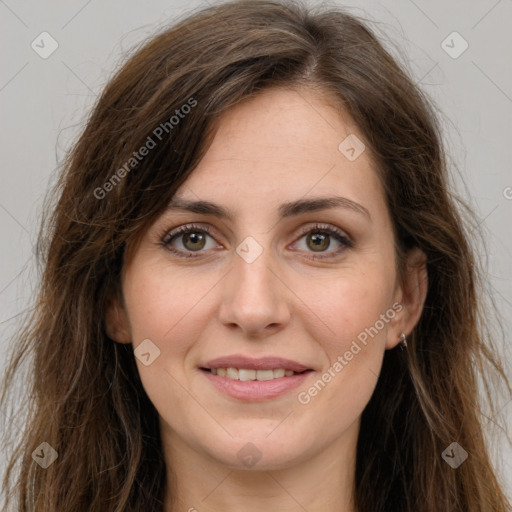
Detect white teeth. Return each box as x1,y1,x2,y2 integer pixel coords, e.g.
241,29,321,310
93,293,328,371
226,367,239,379
209,367,298,380
256,369,274,381
239,369,256,381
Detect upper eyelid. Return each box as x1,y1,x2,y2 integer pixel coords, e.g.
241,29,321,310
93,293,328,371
295,223,350,239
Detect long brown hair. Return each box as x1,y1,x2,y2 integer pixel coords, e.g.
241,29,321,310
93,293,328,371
2,1,510,510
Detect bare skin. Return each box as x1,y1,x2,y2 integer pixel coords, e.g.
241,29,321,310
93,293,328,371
106,86,427,512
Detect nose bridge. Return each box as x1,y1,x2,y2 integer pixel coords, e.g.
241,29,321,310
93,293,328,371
218,237,290,335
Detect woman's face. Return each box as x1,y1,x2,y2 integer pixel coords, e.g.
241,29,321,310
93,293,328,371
109,87,423,470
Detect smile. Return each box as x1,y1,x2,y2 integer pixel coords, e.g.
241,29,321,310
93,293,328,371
200,366,314,402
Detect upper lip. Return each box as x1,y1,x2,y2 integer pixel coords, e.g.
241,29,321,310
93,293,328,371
202,355,313,373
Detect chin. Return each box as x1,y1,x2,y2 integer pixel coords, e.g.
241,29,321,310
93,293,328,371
200,432,313,471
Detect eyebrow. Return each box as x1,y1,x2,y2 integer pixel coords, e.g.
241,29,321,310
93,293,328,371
165,195,371,221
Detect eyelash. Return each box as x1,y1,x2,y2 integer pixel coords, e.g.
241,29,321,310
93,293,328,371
158,222,353,260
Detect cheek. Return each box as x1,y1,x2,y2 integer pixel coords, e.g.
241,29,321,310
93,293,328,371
291,260,395,414
122,262,213,418
292,267,392,435
296,259,395,354
123,259,215,350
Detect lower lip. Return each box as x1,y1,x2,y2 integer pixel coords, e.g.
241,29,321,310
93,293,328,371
201,369,313,402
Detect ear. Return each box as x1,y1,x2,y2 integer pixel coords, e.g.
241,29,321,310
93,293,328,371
105,295,132,344
386,247,428,350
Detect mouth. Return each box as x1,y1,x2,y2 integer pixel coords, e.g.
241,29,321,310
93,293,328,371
199,355,315,401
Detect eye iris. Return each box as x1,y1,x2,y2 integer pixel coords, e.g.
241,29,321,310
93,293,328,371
307,232,329,251
183,232,206,251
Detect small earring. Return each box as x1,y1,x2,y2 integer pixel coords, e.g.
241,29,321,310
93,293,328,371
399,332,407,350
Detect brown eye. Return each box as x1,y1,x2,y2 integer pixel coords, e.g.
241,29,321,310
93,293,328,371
306,232,330,252
161,224,220,258
181,231,207,251
292,224,353,261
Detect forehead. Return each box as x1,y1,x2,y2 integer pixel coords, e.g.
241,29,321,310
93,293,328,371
174,87,387,222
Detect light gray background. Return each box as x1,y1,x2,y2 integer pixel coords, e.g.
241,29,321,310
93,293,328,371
1,0,511,501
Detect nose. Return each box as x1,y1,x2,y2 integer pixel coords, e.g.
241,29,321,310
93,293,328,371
218,245,291,337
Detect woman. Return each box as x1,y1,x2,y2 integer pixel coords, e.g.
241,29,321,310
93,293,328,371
1,0,510,510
